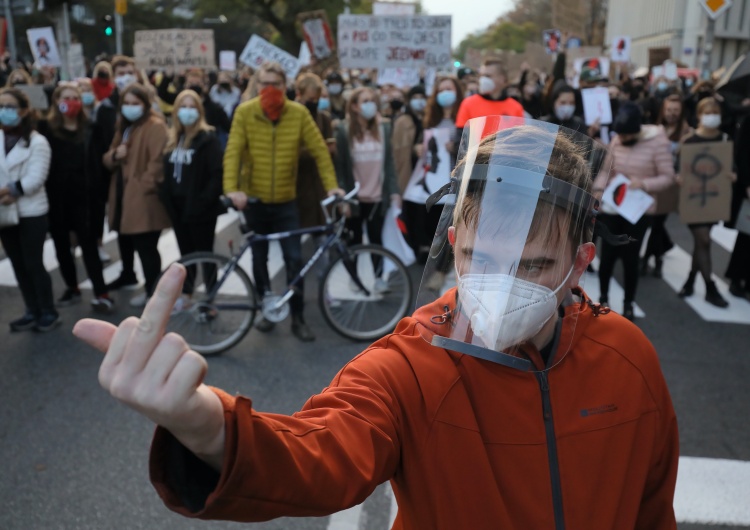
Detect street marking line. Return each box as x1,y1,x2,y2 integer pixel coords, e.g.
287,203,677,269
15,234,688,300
675,456,750,525
327,503,363,530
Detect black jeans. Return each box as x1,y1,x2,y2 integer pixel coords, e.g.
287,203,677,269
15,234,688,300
345,201,385,277
0,215,56,316
598,213,651,304
401,200,443,264
118,231,162,296
48,204,107,296
172,216,217,295
244,200,304,315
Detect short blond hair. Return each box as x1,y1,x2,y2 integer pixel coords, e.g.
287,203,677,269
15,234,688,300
256,61,287,86
295,72,323,96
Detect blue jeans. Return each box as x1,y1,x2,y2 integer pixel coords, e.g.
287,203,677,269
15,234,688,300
244,200,304,315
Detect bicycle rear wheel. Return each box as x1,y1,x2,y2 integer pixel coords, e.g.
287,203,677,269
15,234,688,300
319,244,413,341
166,252,258,356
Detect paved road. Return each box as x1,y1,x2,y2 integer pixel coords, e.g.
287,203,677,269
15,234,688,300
1,215,749,529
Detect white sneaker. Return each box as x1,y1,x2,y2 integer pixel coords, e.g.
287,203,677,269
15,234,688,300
129,292,149,307
171,295,192,314
98,246,112,263
374,278,390,294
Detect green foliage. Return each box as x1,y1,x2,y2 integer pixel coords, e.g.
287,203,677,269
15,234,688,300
455,20,539,59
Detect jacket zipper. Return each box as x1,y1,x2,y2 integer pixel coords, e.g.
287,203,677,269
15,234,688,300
537,371,565,530
271,123,277,203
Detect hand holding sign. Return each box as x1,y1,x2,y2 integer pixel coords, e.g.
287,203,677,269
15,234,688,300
73,264,225,471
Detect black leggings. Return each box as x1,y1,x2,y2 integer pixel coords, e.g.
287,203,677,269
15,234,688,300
686,223,715,285
345,202,385,277
118,231,162,296
598,214,652,304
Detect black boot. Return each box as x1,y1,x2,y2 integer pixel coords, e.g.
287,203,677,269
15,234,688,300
678,271,696,298
291,314,315,342
255,317,275,332
729,280,745,298
705,281,729,308
652,257,663,279
622,302,635,321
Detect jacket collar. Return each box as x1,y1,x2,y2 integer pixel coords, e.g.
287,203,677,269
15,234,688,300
0,129,32,172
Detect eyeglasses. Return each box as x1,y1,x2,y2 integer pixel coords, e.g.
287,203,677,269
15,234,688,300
258,81,284,89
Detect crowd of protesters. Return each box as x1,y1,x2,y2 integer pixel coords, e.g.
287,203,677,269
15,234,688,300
1,42,749,337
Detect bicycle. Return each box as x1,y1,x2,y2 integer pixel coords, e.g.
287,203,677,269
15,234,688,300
164,183,414,356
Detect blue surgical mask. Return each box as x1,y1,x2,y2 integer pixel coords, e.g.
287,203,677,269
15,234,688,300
318,97,330,111
656,81,669,92
177,107,200,126
410,98,427,112
121,104,144,122
359,101,377,120
81,92,95,106
0,108,21,127
436,90,456,108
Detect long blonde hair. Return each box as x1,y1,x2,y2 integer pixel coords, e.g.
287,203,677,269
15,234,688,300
165,89,214,152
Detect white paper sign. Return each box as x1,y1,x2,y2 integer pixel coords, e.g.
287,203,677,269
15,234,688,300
602,174,655,224
67,43,86,79
663,60,678,80
219,51,237,71
133,29,216,70
572,56,610,89
581,87,613,126
302,17,333,59
373,1,417,15
403,127,453,205
610,36,631,62
337,15,452,69
26,27,62,67
239,34,301,80
377,67,420,88
298,42,311,66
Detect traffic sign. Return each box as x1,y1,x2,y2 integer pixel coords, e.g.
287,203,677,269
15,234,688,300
115,0,127,15
699,0,732,19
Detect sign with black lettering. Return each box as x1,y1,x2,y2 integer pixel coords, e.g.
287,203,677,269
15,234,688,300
239,34,301,80
337,15,452,69
133,29,215,70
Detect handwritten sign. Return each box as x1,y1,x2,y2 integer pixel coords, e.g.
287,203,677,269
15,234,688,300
219,50,236,71
377,67,420,88
603,174,654,224
133,29,215,70
337,15,452,69
239,34,301,80
678,141,733,224
581,86,613,125
67,43,86,79
610,35,631,62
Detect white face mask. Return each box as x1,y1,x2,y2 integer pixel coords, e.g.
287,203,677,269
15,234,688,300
478,76,496,95
359,101,378,120
458,268,573,352
555,104,576,121
700,113,721,129
115,73,137,92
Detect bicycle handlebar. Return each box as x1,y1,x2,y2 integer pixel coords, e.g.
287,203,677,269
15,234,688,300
321,181,360,208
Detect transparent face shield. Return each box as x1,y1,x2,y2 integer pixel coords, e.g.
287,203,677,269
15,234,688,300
416,117,609,372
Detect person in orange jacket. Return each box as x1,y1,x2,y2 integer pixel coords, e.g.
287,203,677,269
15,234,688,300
74,117,678,530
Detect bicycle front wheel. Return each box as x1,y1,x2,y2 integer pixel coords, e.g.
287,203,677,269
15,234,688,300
166,252,258,356
319,244,413,341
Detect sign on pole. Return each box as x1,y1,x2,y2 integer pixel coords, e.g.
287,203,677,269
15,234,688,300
239,34,301,80
133,29,215,70
337,14,451,69
699,0,733,19
297,10,338,73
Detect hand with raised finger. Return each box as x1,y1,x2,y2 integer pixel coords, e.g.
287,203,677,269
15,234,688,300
73,264,225,470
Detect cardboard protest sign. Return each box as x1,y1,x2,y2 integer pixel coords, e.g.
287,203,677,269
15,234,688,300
134,29,215,70
581,86,613,125
542,29,562,54
16,84,48,110
239,34,301,80
337,15,452,69
648,47,671,68
679,142,734,224
603,174,654,224
610,36,631,62
219,51,236,71
27,27,61,67
298,10,338,73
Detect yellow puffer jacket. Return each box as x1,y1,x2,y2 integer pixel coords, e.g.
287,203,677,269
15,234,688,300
223,97,337,204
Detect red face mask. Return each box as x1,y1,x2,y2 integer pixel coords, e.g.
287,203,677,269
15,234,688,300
92,77,114,101
260,85,285,121
59,99,82,118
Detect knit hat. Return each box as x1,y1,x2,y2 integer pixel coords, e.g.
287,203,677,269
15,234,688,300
612,101,643,135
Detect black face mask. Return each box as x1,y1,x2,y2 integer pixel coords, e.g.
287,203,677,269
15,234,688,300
188,85,203,96
219,82,231,90
390,100,404,112
97,71,109,80
621,138,638,146
304,100,318,116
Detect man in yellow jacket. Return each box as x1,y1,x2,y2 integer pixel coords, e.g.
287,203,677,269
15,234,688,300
224,61,342,342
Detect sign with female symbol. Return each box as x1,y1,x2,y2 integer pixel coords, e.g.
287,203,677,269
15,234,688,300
679,142,733,224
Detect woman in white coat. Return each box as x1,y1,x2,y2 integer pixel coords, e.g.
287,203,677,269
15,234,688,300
0,88,55,331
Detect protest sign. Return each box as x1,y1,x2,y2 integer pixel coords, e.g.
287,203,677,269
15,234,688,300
299,41,311,66
377,67,420,88
679,142,734,224
572,56,609,88
17,85,48,110
337,15,452,69
610,36,631,62
603,174,654,224
68,43,86,79
542,29,562,54
298,10,338,72
219,50,236,71
239,34,301,80
663,60,678,80
373,1,417,15
133,29,215,70
648,47,671,68
581,86,613,125
27,27,61,67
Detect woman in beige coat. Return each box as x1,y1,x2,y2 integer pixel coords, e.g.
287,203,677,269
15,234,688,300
103,83,169,306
